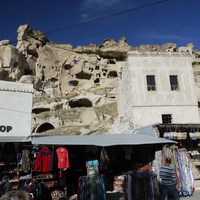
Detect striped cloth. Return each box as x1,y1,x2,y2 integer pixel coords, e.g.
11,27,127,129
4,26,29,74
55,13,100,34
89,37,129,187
159,165,177,185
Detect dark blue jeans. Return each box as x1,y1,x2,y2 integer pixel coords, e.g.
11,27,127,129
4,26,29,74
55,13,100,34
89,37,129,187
159,184,180,200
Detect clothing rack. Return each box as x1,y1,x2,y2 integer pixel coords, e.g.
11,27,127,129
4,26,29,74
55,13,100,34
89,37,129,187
125,169,160,200
154,145,195,197
77,174,106,200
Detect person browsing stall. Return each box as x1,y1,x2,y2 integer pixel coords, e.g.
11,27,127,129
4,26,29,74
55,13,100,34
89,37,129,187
159,157,180,200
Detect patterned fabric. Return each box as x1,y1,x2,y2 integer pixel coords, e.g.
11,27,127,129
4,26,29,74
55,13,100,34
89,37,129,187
125,170,159,200
172,148,182,190
77,175,106,200
177,149,194,196
153,150,162,182
20,149,31,173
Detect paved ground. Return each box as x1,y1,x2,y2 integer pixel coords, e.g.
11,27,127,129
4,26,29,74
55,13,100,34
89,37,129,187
69,190,200,200
169,188,200,200
181,180,200,200
182,190,200,199
168,180,200,200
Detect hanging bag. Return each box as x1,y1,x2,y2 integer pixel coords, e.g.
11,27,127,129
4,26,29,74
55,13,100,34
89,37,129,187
173,126,187,140
189,127,199,140
86,159,99,177
189,127,198,140
163,125,174,140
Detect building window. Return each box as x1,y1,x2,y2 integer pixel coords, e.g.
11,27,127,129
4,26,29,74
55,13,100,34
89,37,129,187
146,75,156,91
170,75,179,91
162,114,172,124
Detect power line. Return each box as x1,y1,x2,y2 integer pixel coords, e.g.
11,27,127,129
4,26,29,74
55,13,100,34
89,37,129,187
44,0,169,35
5,0,169,46
0,107,31,114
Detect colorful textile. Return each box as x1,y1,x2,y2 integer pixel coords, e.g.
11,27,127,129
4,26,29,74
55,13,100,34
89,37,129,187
125,170,159,200
77,175,106,200
155,145,194,197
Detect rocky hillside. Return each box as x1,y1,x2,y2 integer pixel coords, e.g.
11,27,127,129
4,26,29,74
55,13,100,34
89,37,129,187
0,24,200,136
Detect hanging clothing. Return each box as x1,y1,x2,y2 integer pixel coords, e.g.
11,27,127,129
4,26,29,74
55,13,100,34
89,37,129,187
20,149,31,173
100,147,109,170
56,147,70,178
21,180,52,200
2,143,16,164
85,146,98,161
85,146,99,155
123,146,133,160
31,145,41,169
56,147,70,169
0,144,3,163
34,146,53,172
125,170,160,200
77,175,106,200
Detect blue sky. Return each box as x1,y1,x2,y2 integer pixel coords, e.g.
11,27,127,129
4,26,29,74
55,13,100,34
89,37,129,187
1,0,200,50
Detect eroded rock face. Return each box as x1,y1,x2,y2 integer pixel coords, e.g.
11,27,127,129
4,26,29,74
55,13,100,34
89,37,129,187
74,37,130,60
0,42,28,81
0,24,200,136
130,43,177,52
16,24,49,57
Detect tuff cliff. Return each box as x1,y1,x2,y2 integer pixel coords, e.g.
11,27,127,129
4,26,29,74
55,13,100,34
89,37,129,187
0,24,200,136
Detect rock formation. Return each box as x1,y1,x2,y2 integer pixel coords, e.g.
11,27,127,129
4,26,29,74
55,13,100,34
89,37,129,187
0,24,200,136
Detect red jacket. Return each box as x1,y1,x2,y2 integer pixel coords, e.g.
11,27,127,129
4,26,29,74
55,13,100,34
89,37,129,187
34,146,52,172
56,147,70,169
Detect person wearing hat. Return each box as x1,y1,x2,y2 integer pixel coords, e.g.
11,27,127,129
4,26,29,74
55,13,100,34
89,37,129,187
159,157,180,200
0,190,30,200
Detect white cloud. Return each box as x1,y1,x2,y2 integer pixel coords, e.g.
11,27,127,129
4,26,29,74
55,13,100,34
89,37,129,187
81,0,122,11
80,0,123,18
81,14,89,18
141,31,192,42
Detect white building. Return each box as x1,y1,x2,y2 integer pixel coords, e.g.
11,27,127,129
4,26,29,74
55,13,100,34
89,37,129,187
0,80,33,142
118,50,200,129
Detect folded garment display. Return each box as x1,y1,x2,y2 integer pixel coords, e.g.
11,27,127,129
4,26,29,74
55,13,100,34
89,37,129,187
51,189,65,200
188,150,200,156
36,173,53,179
113,175,125,192
9,179,19,182
19,174,32,179
44,180,58,187
2,167,19,174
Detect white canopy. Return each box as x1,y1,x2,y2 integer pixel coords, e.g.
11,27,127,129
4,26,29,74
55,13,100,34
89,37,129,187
31,133,175,146
0,136,31,143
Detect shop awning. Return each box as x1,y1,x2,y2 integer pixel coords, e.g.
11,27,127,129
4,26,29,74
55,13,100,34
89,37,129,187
0,136,31,143
31,133,176,146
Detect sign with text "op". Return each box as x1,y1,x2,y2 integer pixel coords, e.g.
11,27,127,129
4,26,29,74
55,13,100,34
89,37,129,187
0,81,33,140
